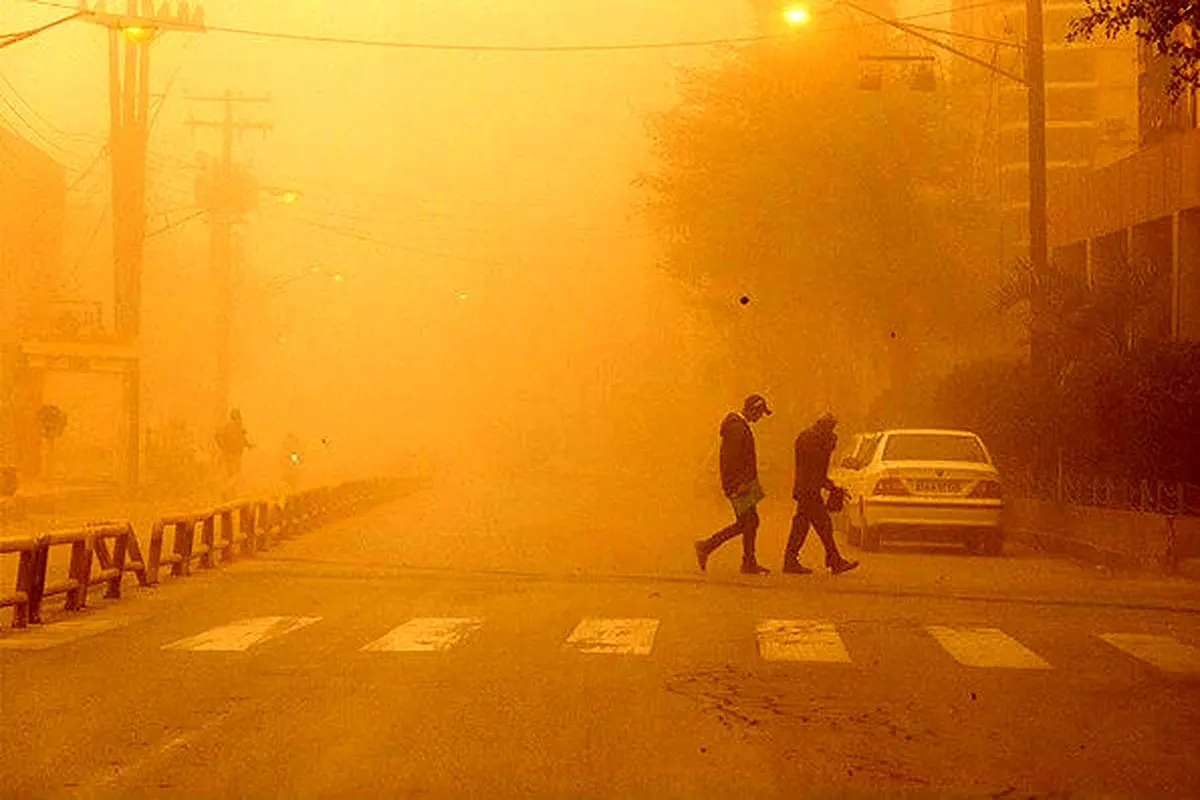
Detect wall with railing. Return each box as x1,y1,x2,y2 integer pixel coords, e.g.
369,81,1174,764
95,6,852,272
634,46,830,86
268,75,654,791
1004,469,1200,573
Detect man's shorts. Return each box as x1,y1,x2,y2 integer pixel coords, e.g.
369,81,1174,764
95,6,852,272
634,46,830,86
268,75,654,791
729,479,766,518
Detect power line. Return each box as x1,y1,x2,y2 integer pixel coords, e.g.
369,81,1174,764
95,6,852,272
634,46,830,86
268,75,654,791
0,89,87,161
0,70,96,142
28,0,1016,54
149,35,200,136
66,145,106,190
277,214,519,268
68,205,108,285
901,22,1021,49
146,208,204,238
895,0,1014,23
0,10,82,50
206,23,779,52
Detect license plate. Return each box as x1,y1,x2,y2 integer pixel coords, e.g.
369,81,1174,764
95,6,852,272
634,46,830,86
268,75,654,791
915,480,962,494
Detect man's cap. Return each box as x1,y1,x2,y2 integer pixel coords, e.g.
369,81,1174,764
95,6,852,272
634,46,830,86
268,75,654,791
744,394,772,416
816,411,837,426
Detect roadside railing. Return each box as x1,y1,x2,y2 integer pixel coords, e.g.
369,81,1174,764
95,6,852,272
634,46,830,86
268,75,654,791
2,476,410,629
0,522,147,628
0,536,38,627
1008,470,1200,517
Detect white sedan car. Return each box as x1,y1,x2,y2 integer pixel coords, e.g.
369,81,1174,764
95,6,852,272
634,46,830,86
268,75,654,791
833,429,1004,555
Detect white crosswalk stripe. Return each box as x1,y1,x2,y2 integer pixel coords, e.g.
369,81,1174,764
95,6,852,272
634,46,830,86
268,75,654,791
926,625,1051,669
757,620,851,663
1099,633,1200,674
362,617,484,652
564,618,659,655
163,616,321,652
18,609,1200,676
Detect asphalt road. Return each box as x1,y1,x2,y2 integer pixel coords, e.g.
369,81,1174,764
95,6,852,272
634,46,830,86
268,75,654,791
2,471,1199,799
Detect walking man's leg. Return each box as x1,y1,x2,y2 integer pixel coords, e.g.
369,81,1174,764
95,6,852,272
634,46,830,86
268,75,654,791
782,498,815,573
696,516,741,571
812,502,859,574
740,507,759,566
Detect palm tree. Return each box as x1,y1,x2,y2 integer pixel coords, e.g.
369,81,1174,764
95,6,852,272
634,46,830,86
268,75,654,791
993,255,1169,386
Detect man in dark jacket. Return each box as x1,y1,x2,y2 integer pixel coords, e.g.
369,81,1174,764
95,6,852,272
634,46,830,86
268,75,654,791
694,394,772,576
783,413,859,575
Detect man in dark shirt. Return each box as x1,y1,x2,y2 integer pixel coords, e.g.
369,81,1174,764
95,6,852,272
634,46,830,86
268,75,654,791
694,394,772,576
783,413,859,575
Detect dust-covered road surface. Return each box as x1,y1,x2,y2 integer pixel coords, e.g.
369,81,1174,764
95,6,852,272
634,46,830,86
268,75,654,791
2,471,1198,798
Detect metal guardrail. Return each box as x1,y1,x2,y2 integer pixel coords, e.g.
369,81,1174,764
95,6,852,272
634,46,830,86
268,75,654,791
2,477,408,629
0,522,146,628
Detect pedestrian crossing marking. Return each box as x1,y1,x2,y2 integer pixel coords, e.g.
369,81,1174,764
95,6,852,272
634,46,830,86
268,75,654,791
162,616,321,652
361,617,483,652
757,619,851,663
926,625,1051,670
1099,633,1200,674
564,618,659,655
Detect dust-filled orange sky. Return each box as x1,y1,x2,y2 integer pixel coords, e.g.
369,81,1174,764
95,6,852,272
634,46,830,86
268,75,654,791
1,0,776,486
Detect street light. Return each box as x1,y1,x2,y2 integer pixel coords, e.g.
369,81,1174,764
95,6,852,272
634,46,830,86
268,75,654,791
781,4,812,26
262,187,302,205
120,25,156,43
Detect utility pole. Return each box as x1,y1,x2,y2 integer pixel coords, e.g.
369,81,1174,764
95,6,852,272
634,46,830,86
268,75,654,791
80,0,206,486
187,92,271,428
1025,0,1049,387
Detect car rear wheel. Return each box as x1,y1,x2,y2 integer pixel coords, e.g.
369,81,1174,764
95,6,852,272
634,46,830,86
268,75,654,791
861,525,881,552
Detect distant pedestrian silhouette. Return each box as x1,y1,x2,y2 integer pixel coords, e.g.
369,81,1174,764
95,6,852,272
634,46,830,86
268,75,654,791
215,409,253,490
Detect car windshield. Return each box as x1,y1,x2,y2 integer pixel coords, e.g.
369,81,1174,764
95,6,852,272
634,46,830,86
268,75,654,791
882,433,988,463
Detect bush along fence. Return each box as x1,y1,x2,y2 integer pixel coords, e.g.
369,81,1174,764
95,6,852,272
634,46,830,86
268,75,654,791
0,477,408,630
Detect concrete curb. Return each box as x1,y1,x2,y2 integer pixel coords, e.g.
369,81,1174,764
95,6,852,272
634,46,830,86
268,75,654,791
1008,525,1200,581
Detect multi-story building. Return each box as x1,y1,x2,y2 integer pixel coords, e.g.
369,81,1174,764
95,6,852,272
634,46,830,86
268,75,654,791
1049,46,1200,344
952,0,1139,267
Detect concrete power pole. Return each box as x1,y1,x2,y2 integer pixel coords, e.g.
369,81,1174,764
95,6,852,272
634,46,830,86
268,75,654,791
186,92,271,428
81,0,206,486
1025,0,1050,387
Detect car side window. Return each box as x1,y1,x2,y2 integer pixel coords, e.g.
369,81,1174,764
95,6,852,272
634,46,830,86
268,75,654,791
842,435,878,470
858,435,881,467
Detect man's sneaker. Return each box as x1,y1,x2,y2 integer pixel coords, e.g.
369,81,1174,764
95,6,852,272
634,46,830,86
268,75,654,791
782,561,814,575
694,541,711,572
830,559,859,575
740,562,771,576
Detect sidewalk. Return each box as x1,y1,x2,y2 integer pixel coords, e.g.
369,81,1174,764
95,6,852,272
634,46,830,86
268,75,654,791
0,481,114,525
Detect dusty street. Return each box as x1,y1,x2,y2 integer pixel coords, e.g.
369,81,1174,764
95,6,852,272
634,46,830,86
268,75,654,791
2,476,1198,798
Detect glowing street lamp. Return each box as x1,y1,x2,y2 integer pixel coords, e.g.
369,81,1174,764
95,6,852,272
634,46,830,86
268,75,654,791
120,25,157,43
782,4,812,26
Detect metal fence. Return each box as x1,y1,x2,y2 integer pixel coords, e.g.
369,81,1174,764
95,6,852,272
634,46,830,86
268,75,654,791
1007,469,1200,517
